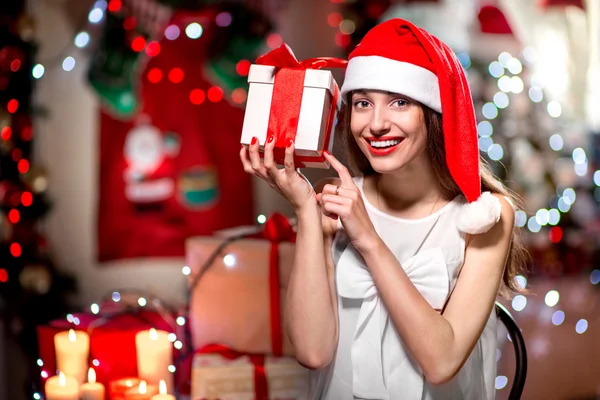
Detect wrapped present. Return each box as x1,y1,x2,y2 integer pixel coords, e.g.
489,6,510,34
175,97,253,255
37,305,180,398
191,344,309,400
186,214,295,356
240,43,346,169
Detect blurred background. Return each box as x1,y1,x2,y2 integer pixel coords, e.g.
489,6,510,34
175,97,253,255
0,0,599,399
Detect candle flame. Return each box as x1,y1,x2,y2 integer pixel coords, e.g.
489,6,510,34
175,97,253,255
68,329,76,342
125,379,133,387
58,371,66,386
139,380,147,394
159,380,167,394
88,368,96,383
149,328,158,340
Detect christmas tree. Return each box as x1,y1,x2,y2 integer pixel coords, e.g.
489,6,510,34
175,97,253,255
0,1,76,397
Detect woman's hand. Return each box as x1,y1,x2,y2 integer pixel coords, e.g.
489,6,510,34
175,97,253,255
240,135,316,211
316,152,381,254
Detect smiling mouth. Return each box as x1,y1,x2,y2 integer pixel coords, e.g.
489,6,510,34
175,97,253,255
365,137,405,155
367,138,404,148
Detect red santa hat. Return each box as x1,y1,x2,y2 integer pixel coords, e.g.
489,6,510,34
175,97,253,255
340,18,502,234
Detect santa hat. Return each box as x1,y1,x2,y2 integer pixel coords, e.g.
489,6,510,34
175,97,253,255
340,18,501,235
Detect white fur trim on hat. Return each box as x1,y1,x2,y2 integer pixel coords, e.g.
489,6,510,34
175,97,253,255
340,55,442,113
457,192,502,235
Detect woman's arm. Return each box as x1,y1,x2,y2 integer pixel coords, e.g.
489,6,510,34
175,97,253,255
285,178,341,369
361,194,514,384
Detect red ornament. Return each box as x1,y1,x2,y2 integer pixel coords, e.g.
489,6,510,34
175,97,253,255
10,242,22,257
207,86,223,102
7,99,19,113
189,89,205,105
168,68,184,83
145,41,161,57
131,36,146,53
478,5,514,35
147,68,163,83
1,126,11,140
235,60,251,76
21,192,33,206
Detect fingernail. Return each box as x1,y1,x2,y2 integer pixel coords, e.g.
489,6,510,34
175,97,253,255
323,150,330,156
286,138,294,148
267,135,274,143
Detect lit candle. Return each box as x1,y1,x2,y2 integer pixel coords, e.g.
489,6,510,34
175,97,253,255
80,368,105,400
110,378,141,400
54,329,90,384
124,380,158,400
135,328,173,391
45,371,79,400
150,380,175,400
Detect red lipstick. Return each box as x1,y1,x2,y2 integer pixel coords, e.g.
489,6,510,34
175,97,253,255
364,136,404,156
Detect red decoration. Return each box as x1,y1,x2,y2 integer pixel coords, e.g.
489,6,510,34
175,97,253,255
478,5,514,35
254,43,346,167
97,10,254,261
37,311,177,398
538,0,585,9
10,242,21,257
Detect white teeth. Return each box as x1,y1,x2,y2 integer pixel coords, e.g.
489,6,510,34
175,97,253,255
369,139,401,148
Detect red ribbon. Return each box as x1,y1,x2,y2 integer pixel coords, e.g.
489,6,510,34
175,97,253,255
249,213,296,357
195,344,268,399
255,44,346,167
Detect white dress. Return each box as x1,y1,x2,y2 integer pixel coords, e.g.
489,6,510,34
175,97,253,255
308,176,497,400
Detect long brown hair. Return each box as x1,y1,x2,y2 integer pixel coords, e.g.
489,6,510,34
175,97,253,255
337,97,529,298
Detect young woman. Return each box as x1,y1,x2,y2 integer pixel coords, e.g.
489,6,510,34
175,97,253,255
240,18,527,399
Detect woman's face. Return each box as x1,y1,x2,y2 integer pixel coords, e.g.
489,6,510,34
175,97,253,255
350,90,428,174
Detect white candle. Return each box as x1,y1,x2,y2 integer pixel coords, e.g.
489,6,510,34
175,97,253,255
150,380,175,400
80,368,105,400
54,329,90,384
45,371,79,400
125,380,158,400
135,328,173,391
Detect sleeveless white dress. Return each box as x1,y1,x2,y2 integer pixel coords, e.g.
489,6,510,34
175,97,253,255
308,176,497,400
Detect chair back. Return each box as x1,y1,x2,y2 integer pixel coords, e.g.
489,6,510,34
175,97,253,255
496,302,527,399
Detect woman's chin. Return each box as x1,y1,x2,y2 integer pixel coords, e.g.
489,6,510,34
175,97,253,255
369,159,407,174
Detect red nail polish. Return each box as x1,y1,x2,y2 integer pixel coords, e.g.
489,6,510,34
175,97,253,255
251,137,258,145
286,138,294,148
267,135,274,143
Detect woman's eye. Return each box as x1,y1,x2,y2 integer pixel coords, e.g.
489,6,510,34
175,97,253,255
392,99,409,107
354,100,370,108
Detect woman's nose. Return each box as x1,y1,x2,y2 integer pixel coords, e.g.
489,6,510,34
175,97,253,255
369,107,391,135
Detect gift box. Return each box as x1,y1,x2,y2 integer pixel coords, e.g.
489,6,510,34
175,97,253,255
191,345,309,400
37,309,180,399
240,44,346,169
186,214,296,357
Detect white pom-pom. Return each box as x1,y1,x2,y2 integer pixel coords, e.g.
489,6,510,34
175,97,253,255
457,192,502,234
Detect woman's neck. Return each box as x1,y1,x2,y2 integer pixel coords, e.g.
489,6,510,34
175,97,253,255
366,155,445,216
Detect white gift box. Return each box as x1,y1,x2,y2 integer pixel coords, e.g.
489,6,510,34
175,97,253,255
240,64,340,169
191,352,309,400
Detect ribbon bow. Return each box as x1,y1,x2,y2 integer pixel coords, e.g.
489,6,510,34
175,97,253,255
261,212,296,243
336,246,450,399
256,43,348,70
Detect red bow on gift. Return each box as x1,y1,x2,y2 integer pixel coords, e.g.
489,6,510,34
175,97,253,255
256,43,348,70
261,212,296,243
254,44,347,166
